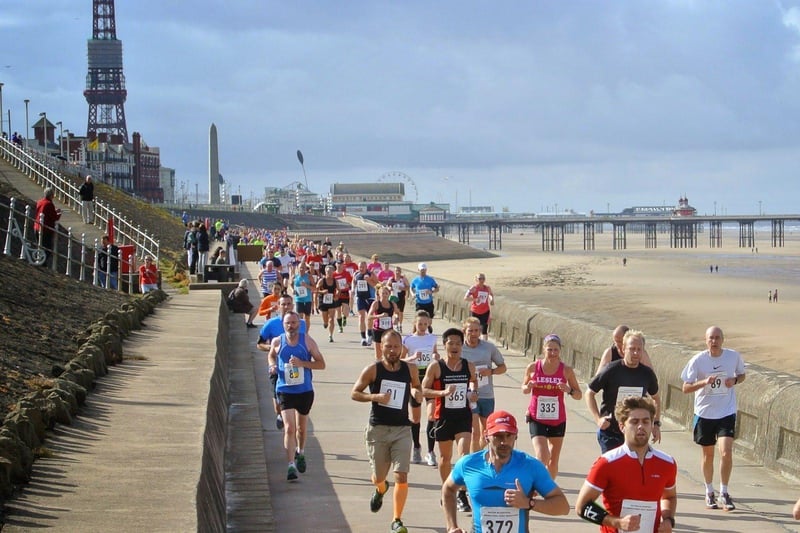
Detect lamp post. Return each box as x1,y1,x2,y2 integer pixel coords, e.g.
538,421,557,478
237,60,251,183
0,82,4,139
56,121,63,157
23,99,29,150
63,129,69,161
39,111,46,151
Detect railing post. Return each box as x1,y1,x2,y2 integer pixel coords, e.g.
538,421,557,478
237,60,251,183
66,228,73,277
79,233,86,282
3,197,14,256
128,253,134,294
92,238,100,287
51,222,59,272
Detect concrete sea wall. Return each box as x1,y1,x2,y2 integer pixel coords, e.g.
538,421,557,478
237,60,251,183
434,279,800,480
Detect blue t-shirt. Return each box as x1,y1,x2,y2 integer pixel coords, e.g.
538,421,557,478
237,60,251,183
293,273,313,303
411,275,438,304
451,449,557,533
258,316,307,344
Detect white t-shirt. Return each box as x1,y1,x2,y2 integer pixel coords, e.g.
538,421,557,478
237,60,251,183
680,348,745,419
403,333,438,371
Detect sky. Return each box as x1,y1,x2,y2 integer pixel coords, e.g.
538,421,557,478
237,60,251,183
3,1,800,215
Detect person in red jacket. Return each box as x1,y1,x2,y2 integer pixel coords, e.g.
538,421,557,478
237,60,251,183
34,188,62,266
463,273,494,340
139,256,159,293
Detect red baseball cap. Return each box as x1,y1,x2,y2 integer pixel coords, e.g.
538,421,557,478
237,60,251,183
486,410,518,435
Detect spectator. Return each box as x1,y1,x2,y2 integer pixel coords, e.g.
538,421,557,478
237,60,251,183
97,235,119,289
184,223,198,275
78,175,95,224
214,249,228,265
229,279,258,328
139,256,159,293
197,223,210,274
33,188,62,267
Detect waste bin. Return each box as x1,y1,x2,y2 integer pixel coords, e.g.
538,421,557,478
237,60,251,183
118,244,136,274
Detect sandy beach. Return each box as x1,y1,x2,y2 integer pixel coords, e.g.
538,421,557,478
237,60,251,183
398,227,800,376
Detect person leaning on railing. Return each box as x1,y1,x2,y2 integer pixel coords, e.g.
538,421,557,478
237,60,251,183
33,187,61,266
139,256,159,293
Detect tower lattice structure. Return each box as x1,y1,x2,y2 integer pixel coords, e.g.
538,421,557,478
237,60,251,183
84,0,128,142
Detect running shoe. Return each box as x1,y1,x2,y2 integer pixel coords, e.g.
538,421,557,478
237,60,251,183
287,465,298,481
456,490,472,513
390,518,408,533
343,317,348,326
425,452,437,467
329,335,334,343
705,492,718,509
411,447,422,464
275,414,284,430
361,339,368,346
721,492,735,511
295,451,307,473
339,326,344,333
370,480,389,512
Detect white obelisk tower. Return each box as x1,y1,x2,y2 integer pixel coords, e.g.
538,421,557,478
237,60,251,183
209,123,220,204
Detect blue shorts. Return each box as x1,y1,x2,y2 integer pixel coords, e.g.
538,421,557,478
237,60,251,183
470,397,495,418
357,297,374,312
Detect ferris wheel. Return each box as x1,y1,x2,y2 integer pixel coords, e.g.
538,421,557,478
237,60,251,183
378,171,419,203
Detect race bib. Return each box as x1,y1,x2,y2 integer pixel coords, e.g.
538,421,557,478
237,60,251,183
295,286,307,298
356,280,368,292
378,316,393,330
312,261,320,271
616,385,644,404
285,364,304,386
417,352,433,370
536,396,559,420
707,372,729,396
418,289,431,300
336,278,349,290
477,290,489,304
322,293,333,304
379,379,406,410
619,499,656,533
391,282,400,295
265,281,274,293
480,507,519,533
476,365,489,388
445,383,468,409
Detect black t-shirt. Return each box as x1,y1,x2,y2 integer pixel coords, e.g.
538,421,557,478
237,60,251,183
369,361,412,426
588,360,659,421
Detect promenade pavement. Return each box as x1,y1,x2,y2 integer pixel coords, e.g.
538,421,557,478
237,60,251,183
3,261,800,532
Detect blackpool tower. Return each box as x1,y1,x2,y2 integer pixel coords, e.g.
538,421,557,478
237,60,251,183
84,0,128,142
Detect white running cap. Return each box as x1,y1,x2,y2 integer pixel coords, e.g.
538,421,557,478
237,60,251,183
418,262,428,270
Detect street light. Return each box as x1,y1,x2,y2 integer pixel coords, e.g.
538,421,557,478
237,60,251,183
0,82,4,139
56,121,63,157
39,111,46,151
23,99,29,150
63,129,69,162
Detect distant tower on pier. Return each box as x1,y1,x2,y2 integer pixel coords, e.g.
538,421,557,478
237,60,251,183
209,123,221,204
84,0,129,143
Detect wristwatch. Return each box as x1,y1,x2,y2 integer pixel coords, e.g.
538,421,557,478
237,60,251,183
653,420,662,427
663,515,675,527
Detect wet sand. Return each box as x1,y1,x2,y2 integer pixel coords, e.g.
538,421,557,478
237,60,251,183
401,228,800,376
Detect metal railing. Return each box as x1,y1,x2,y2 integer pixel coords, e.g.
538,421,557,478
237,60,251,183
1,196,149,293
0,136,160,263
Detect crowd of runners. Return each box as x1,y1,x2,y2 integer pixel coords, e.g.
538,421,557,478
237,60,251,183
214,231,794,533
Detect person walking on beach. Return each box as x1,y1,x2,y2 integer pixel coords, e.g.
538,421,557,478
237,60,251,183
521,334,582,479
464,273,495,340
411,262,439,332
402,310,440,466
680,326,746,511
460,317,506,453
422,327,478,513
267,311,326,481
769,290,773,303
575,396,677,533
351,329,421,533
774,288,779,302
586,330,661,452
442,410,570,533
594,325,653,376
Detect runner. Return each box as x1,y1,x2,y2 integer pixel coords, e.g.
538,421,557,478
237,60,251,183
460,317,507,453
443,410,569,533
367,284,400,360
422,327,478,513
266,311,326,481
351,329,422,533
316,265,340,343
402,310,440,465
354,260,378,346
521,333,582,479
410,263,440,332
392,265,411,334
333,260,353,333
464,273,495,340
292,262,314,332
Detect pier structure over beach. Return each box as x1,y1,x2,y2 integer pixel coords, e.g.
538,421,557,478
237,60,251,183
414,213,797,251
